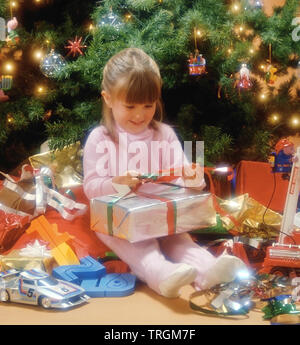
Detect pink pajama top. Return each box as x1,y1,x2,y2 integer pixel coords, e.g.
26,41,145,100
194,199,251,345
83,122,187,199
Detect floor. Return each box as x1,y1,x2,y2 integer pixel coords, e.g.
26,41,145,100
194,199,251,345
0,283,269,325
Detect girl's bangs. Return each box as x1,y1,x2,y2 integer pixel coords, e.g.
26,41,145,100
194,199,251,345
117,70,161,104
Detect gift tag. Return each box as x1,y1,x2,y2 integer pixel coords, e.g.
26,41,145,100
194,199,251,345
112,183,135,199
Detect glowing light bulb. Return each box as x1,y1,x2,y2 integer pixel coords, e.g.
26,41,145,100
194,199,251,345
34,50,43,60
7,114,14,123
232,3,240,12
37,85,46,94
291,117,300,127
269,114,280,124
10,1,17,7
249,48,254,54
260,93,267,101
4,62,13,73
196,30,201,36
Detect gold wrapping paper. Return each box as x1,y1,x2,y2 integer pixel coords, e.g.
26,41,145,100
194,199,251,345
218,193,281,238
29,141,83,189
0,250,57,274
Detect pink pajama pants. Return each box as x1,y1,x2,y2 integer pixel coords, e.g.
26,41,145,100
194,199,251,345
96,232,218,295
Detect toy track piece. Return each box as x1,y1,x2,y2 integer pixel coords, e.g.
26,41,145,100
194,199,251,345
52,256,107,285
52,256,136,297
98,273,136,297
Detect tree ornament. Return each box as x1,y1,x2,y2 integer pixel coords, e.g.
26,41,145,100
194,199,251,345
40,49,67,78
265,63,277,85
98,10,123,30
0,17,5,41
0,90,9,102
188,27,207,76
188,50,207,76
237,63,252,89
245,0,263,10
6,17,19,46
65,36,87,57
0,75,13,90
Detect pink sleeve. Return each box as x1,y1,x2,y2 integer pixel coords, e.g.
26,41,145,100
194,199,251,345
159,124,189,187
162,124,190,169
83,127,117,199
158,124,205,189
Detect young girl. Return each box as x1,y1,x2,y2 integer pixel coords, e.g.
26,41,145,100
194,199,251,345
83,48,245,298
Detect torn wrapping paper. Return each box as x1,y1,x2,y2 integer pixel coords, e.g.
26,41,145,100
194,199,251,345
217,194,281,238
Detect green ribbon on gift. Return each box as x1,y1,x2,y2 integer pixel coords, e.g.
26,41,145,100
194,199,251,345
106,190,178,238
107,195,125,236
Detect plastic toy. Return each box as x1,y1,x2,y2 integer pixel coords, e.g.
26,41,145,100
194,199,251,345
262,295,300,320
0,268,89,309
269,138,295,176
52,256,136,297
26,216,80,266
260,146,300,277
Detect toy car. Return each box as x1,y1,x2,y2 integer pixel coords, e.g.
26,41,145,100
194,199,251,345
0,269,89,309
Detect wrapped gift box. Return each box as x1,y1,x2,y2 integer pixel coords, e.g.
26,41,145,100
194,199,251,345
90,187,217,243
0,249,57,273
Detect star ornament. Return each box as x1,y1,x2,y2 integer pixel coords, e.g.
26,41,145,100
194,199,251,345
19,240,52,258
65,36,87,57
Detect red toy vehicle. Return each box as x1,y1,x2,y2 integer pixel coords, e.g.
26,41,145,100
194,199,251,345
259,146,300,277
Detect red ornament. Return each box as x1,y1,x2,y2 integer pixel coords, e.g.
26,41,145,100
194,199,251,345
0,90,9,102
65,36,87,57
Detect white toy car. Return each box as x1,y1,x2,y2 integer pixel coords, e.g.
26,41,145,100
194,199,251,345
0,269,89,309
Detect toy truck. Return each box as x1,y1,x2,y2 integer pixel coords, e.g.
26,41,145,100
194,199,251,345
260,146,300,277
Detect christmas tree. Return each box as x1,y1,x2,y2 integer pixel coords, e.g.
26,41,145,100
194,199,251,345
0,0,299,172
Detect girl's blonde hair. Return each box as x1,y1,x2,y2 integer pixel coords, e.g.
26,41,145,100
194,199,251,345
101,47,163,140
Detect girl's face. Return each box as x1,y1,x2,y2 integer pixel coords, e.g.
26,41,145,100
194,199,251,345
102,91,157,134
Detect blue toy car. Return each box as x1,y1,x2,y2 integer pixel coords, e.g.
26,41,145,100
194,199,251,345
0,269,89,309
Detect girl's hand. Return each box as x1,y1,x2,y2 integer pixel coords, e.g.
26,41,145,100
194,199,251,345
112,170,141,189
182,164,205,190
